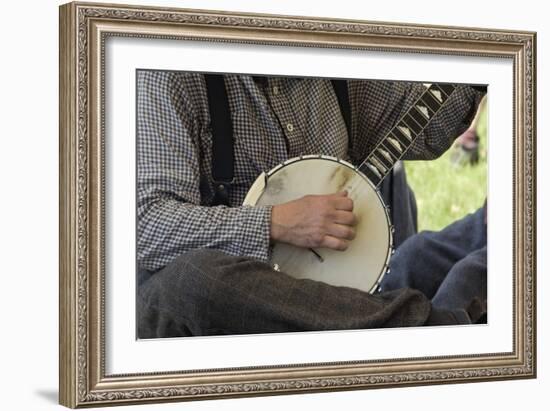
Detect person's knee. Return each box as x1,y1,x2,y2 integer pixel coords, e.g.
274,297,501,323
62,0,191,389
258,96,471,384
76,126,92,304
448,247,487,280
381,232,432,292
137,249,231,337
395,232,431,258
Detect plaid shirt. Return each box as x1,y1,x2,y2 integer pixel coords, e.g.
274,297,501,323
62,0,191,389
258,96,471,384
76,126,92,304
137,71,482,271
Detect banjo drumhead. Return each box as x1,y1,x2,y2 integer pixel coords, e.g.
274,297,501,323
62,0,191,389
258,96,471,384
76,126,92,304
246,156,392,293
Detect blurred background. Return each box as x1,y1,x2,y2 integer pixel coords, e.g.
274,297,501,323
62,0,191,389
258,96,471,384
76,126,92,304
405,96,487,231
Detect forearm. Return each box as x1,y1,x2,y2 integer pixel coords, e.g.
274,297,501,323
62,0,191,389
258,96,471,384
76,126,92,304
137,198,272,271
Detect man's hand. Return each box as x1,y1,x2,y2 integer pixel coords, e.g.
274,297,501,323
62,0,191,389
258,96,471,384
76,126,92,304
270,191,357,251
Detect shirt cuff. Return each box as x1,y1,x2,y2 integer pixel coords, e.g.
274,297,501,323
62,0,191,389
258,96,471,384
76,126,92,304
237,204,273,263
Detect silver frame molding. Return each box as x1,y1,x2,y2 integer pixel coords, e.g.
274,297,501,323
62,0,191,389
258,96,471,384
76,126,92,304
59,2,536,408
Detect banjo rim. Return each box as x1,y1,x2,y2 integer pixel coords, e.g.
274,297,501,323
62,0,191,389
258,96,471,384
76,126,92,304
248,154,394,293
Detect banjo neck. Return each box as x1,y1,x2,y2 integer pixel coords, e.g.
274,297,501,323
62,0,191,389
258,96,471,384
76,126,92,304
358,83,457,187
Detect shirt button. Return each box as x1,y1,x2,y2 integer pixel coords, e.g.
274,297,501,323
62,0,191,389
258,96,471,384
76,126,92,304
286,123,294,132
273,86,279,95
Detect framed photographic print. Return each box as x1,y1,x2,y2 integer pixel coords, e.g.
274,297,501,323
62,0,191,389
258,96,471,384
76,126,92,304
59,1,536,408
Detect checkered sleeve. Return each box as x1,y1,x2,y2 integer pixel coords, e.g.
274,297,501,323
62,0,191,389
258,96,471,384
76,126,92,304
404,83,484,160
350,81,483,161
136,71,272,272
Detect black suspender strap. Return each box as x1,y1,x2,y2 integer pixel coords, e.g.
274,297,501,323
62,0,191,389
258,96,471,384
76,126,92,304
204,77,351,207
204,74,234,206
331,79,351,140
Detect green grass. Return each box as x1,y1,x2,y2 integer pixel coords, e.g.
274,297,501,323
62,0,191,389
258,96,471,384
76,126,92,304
404,107,487,232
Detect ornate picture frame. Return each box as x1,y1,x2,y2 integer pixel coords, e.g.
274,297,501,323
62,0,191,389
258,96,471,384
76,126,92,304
59,1,536,407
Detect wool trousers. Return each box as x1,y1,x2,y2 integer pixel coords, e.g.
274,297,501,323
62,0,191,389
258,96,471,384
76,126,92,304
137,249,471,338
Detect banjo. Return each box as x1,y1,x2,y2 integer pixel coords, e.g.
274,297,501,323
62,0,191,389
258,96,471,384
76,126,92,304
243,83,457,293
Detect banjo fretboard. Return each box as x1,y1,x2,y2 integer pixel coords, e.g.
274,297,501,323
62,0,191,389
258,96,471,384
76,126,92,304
358,83,457,187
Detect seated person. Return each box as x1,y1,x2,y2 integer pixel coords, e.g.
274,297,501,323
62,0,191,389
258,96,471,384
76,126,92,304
136,71,485,338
